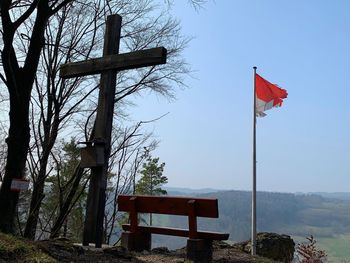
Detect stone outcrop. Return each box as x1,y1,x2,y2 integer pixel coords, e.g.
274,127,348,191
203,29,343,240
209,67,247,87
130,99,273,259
233,232,295,263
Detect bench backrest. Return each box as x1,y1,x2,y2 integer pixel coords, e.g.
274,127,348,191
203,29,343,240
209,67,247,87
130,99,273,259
118,195,219,218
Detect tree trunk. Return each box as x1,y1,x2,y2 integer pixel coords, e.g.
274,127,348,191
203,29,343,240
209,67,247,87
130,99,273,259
0,84,31,233
0,1,50,233
50,166,85,238
63,219,68,237
24,121,59,239
23,165,47,239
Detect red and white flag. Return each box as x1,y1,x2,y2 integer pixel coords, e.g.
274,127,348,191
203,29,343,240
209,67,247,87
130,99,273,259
255,74,288,117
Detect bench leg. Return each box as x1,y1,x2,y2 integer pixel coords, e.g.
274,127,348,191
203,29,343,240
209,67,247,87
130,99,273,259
186,239,213,262
121,231,151,252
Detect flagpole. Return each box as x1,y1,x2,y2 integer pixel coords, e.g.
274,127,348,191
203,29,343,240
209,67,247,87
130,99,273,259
252,66,257,256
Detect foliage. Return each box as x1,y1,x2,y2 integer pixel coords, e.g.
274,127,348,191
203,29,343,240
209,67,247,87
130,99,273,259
135,154,167,196
41,138,87,241
134,153,167,226
295,236,327,263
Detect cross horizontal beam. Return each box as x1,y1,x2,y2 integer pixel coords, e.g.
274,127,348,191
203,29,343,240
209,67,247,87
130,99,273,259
60,47,167,79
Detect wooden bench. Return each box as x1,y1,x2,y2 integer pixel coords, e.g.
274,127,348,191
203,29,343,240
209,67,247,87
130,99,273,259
117,195,229,262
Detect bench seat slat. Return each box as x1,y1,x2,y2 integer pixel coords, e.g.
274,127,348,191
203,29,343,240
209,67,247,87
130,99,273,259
122,224,229,240
118,195,218,218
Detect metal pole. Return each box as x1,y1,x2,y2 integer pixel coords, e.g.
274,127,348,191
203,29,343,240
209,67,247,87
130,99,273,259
251,66,257,256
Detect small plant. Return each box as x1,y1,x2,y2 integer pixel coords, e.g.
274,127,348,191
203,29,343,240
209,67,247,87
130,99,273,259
296,235,327,263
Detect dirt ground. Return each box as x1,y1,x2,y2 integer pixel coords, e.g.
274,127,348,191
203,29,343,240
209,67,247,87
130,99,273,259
0,233,277,263
132,245,279,263
61,241,280,263
0,235,279,263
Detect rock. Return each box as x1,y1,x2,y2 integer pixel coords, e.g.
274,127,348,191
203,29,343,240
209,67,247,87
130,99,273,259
212,240,232,249
103,246,132,259
36,238,85,261
233,232,295,263
255,233,295,262
151,246,170,254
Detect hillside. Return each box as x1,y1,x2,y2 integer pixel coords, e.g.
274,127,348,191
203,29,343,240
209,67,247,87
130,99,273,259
157,190,350,241
150,189,350,262
213,190,350,239
312,192,350,201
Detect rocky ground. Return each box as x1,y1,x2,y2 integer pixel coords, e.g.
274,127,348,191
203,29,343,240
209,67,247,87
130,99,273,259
0,232,283,262
37,239,281,263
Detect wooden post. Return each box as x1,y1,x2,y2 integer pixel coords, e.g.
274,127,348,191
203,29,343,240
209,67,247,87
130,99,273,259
188,200,198,239
82,14,121,247
129,197,138,233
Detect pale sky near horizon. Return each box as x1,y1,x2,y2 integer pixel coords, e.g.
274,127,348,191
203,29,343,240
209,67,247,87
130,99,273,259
130,1,350,193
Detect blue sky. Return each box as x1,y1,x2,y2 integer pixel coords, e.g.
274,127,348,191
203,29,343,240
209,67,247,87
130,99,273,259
131,1,350,193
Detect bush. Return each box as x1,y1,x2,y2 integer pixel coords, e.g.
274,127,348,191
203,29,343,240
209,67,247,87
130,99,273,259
295,236,327,263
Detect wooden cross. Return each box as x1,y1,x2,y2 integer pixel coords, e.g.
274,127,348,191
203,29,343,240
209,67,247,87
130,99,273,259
60,14,167,248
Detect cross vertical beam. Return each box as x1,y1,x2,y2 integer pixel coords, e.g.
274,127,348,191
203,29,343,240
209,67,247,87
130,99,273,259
60,13,167,247
82,14,121,248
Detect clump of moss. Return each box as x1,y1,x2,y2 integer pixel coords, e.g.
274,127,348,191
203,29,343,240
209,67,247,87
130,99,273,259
0,232,56,262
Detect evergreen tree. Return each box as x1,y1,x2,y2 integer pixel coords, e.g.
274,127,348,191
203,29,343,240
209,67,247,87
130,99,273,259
41,139,87,241
135,156,167,196
135,155,167,225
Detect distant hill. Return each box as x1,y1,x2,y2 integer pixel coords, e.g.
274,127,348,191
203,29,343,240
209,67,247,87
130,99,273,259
150,189,350,252
311,192,350,200
167,187,350,201
165,186,221,195
113,188,350,260
207,190,350,239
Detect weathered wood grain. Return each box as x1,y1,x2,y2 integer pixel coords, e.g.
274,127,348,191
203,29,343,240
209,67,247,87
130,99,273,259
118,195,219,218
121,224,229,240
60,47,167,79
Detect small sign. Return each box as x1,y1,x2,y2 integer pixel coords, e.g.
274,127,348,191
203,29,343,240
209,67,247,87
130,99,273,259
80,145,105,168
10,179,30,192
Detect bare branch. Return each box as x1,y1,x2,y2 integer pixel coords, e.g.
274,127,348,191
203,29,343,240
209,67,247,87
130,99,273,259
13,0,39,29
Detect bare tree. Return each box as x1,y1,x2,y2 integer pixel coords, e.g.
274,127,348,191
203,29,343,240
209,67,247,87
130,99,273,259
19,0,190,240
0,0,76,234
0,110,8,181
48,122,156,240
36,138,89,241
104,122,157,244
0,0,191,236
23,1,103,240
165,0,208,11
